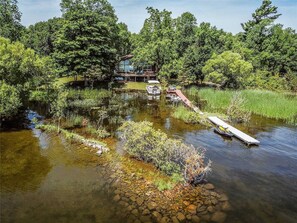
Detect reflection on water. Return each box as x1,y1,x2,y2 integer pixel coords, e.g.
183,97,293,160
0,130,51,192
1,92,297,223
0,129,125,223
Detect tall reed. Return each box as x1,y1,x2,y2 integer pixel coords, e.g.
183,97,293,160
196,88,297,124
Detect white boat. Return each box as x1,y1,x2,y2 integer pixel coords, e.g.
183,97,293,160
146,80,161,95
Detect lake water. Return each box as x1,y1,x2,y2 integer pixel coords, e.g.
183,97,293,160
1,92,297,223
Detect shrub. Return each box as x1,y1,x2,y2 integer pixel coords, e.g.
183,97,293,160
227,92,251,123
84,125,110,138
64,114,84,128
0,81,22,120
154,179,174,191
118,121,211,185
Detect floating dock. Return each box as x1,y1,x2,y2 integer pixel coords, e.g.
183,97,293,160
208,116,260,146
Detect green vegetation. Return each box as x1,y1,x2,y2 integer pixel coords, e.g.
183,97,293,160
0,81,22,120
36,124,108,152
123,82,148,91
203,51,253,89
119,121,211,184
171,106,200,124
0,0,24,41
198,88,297,124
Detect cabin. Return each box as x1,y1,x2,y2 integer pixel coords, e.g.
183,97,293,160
114,54,157,82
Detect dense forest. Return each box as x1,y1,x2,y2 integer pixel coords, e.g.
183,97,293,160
0,0,297,121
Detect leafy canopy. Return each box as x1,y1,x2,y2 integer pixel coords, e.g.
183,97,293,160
203,51,253,88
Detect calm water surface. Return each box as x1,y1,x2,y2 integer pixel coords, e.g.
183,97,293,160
1,92,297,223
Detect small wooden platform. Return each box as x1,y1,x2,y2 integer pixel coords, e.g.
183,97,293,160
208,116,260,146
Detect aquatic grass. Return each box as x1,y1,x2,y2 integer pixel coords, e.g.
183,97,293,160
171,106,200,124
64,114,84,128
83,125,110,139
171,105,213,126
197,88,297,124
67,89,111,100
36,124,108,154
153,178,174,191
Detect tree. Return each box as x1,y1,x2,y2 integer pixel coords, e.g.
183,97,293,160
51,89,68,133
0,81,22,121
132,7,177,74
183,23,234,83
202,51,253,88
0,0,24,41
21,17,63,56
116,22,132,56
241,0,281,34
54,0,119,82
85,65,107,89
0,37,47,87
174,12,197,57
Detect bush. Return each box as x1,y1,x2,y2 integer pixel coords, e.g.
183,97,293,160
0,81,22,120
227,92,251,123
118,121,211,185
84,125,110,138
64,114,84,128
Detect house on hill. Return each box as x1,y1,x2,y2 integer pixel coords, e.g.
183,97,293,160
114,54,157,82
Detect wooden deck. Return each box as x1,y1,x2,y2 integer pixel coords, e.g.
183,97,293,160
208,116,260,145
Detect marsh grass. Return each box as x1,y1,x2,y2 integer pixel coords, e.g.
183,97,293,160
171,106,200,124
64,114,84,128
68,89,111,100
197,88,297,124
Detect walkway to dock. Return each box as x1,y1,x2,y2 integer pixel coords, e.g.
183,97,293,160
167,89,260,145
168,89,203,114
208,116,260,145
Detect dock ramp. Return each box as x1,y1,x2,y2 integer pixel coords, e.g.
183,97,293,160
208,116,260,146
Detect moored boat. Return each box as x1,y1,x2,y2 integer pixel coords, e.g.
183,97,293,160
214,126,233,137
146,80,161,95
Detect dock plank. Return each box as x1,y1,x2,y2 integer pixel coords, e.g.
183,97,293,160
208,116,260,145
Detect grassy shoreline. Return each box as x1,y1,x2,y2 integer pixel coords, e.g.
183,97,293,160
194,88,297,125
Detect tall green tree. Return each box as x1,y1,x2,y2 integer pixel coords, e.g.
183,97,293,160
54,0,119,82
21,18,63,56
0,0,24,41
202,51,253,88
174,12,197,57
0,37,47,87
132,7,176,75
116,22,132,56
0,81,22,120
183,23,234,83
241,0,281,34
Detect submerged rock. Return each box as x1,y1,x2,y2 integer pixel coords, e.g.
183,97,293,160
219,194,229,202
204,183,215,190
113,194,121,202
186,204,197,214
176,212,185,222
211,211,227,223
148,202,157,211
191,215,200,223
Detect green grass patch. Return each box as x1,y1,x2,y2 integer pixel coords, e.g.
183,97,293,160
123,82,148,90
197,88,297,124
54,76,84,87
171,106,201,124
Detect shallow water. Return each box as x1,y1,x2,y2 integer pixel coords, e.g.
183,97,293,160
1,92,297,223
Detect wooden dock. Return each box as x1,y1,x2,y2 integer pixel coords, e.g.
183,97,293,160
208,116,260,145
167,89,204,114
